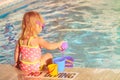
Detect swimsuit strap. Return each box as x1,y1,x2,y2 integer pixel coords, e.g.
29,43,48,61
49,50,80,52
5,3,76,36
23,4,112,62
27,36,34,46
19,36,34,46
19,39,23,46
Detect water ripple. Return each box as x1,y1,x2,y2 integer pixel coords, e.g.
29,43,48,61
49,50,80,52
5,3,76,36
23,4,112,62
0,0,120,68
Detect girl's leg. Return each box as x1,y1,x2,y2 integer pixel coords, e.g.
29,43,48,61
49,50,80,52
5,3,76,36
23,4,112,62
40,53,53,70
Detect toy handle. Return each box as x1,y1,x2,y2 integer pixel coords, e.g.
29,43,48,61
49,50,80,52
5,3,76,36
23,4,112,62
60,42,68,52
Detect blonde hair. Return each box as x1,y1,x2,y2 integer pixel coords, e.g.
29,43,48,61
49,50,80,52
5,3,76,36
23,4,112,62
20,11,44,39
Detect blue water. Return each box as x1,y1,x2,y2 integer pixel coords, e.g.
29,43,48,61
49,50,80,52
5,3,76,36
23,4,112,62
0,0,120,68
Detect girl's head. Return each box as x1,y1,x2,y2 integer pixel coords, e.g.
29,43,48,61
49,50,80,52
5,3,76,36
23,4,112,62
20,11,45,39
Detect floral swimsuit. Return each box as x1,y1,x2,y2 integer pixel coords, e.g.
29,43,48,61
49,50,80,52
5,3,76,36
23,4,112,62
19,37,41,73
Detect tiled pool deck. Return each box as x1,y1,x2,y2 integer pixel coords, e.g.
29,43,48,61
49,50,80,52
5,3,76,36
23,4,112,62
1,64,120,80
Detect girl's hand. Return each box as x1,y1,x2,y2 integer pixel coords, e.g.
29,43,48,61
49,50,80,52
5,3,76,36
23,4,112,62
58,41,65,51
14,62,18,67
59,41,68,52
14,61,20,68
58,41,62,50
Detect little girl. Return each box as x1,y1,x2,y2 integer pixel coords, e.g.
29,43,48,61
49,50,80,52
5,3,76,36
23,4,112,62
14,11,63,76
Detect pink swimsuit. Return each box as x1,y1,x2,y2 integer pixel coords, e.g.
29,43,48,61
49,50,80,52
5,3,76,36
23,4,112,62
19,37,41,73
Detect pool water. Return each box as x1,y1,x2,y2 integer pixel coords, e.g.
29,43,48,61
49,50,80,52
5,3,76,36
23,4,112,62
0,0,120,68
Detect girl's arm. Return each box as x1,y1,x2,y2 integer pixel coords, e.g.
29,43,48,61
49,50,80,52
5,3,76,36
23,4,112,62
14,41,20,66
38,37,63,50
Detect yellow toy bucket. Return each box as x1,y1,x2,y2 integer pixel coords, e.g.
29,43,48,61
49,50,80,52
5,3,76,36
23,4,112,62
48,64,58,76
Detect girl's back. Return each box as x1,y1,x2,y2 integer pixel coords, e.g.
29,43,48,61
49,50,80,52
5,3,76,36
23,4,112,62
19,37,41,73
19,37,41,62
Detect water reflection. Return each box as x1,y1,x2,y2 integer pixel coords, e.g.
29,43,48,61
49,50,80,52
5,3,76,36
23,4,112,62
0,0,120,68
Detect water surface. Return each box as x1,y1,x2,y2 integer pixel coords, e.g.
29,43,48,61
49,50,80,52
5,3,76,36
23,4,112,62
0,0,120,68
